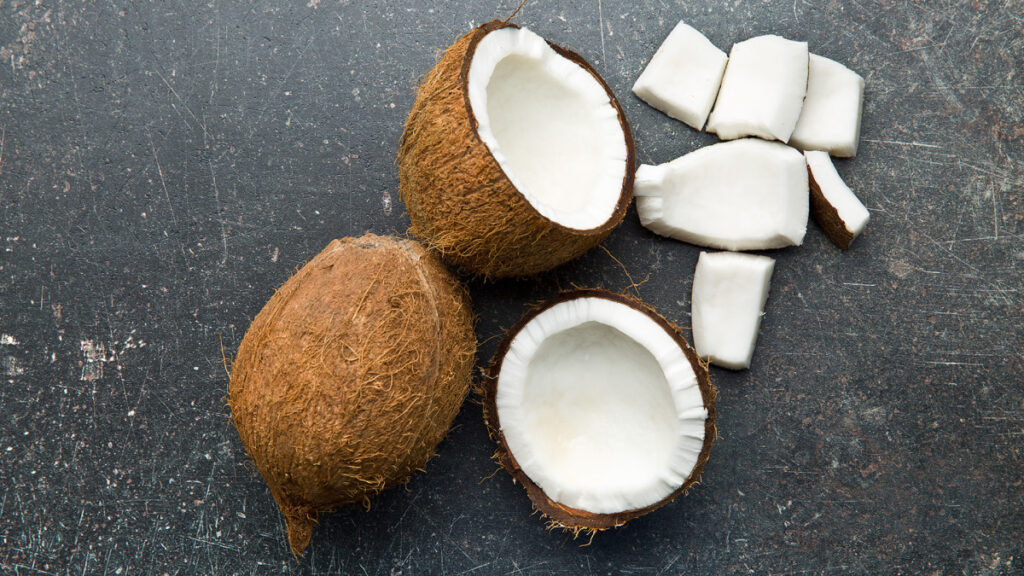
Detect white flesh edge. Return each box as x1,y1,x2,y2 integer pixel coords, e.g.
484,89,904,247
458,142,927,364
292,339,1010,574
467,27,628,231
789,55,865,157
632,21,728,131
705,35,809,142
692,251,775,370
496,296,707,514
805,151,870,240
635,138,808,250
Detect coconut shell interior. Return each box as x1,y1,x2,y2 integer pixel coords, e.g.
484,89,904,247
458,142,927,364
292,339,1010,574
482,289,716,531
398,21,635,278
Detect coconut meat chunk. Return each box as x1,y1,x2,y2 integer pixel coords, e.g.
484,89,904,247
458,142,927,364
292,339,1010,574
789,55,865,157
467,26,629,231
635,138,808,251
495,296,708,514
632,21,728,131
805,151,870,249
692,251,775,370
705,35,809,142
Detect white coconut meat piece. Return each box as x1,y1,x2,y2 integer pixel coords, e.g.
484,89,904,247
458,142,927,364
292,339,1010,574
495,296,708,514
466,26,629,231
789,55,865,157
692,252,775,370
705,35,809,142
805,151,870,248
632,21,728,131
635,138,808,250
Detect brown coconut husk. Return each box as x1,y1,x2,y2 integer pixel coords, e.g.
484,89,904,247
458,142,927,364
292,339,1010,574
482,289,716,532
398,21,635,279
228,234,476,558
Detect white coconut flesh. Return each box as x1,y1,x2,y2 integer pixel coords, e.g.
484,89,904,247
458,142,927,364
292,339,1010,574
467,26,629,231
632,21,728,131
790,55,865,158
635,138,808,250
691,251,775,370
495,296,708,514
805,151,870,239
705,35,809,143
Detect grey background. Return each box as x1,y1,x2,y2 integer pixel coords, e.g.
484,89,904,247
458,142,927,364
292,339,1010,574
1,0,1022,574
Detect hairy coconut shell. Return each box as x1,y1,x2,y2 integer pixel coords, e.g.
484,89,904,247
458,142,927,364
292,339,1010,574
482,289,716,532
228,234,476,557
398,21,635,278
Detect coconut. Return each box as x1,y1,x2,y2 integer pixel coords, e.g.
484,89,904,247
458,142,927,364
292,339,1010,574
482,289,715,531
804,150,870,249
228,234,476,557
398,21,635,278
691,251,776,370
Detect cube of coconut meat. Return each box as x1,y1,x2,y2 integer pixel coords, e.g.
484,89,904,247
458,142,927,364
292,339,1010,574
705,35,809,143
632,21,728,131
691,251,775,370
789,55,865,157
805,151,870,249
635,138,808,251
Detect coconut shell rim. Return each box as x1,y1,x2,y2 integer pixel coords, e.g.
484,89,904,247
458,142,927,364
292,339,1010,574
458,20,636,238
482,288,717,531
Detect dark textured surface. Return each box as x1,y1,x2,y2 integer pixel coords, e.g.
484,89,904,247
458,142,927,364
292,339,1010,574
1,0,1021,574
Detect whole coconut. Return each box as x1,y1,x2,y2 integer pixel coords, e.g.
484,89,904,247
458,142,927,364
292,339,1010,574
228,234,476,557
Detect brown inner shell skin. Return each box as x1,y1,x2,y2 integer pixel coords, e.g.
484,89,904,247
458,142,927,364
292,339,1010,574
228,234,476,557
398,21,635,279
808,165,857,249
482,289,717,531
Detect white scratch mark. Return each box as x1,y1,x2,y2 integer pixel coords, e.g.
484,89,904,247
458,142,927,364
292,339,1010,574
148,134,178,227
205,139,228,266
657,553,682,575
2,356,23,377
454,563,493,576
992,184,999,240
154,68,210,140
597,0,606,63
861,138,942,148
0,126,5,175
80,339,110,381
382,190,393,216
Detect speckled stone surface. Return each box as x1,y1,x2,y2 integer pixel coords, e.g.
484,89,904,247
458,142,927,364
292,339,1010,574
1,1,1022,574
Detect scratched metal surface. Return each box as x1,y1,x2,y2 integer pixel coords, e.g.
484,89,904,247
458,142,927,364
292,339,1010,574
1,0,1022,574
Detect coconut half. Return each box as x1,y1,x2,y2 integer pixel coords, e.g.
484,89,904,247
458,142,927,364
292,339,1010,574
483,290,715,529
399,21,634,278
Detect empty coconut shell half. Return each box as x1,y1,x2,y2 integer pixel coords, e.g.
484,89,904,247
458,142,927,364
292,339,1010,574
228,234,476,557
483,289,715,531
398,21,635,278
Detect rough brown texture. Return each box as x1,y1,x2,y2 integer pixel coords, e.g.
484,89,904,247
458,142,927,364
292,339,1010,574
397,21,635,278
228,234,476,558
808,165,857,249
482,289,716,532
